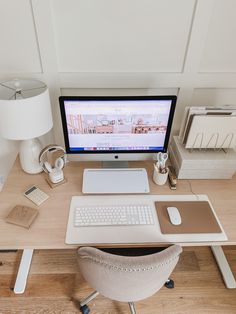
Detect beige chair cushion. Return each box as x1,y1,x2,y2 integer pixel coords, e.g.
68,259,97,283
77,245,182,302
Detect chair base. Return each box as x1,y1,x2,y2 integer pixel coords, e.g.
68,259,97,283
80,304,90,314
80,291,99,307
128,302,136,314
165,278,175,289
79,290,99,313
78,279,174,313
79,290,136,314
78,279,175,313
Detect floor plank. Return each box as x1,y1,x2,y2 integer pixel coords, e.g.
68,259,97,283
0,247,235,314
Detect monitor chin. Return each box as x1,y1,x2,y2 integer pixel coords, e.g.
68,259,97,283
67,152,154,162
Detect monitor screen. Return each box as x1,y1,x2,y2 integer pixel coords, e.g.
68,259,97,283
59,96,176,157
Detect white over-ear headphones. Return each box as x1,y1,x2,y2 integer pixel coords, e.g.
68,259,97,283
39,145,66,183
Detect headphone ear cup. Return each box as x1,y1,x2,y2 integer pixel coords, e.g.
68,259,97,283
55,157,64,170
44,161,53,173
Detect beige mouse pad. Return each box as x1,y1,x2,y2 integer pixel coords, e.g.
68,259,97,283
155,201,222,234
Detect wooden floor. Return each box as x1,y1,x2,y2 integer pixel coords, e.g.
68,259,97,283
0,246,236,314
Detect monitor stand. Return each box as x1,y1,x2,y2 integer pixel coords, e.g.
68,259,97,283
82,164,150,194
102,161,129,168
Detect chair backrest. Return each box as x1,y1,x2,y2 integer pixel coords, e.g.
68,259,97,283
77,245,182,302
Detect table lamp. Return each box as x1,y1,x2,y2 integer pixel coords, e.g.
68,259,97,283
0,78,53,174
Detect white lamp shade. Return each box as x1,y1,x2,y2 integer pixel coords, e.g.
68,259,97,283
0,87,53,140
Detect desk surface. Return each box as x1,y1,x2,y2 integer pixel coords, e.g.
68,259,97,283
0,158,236,249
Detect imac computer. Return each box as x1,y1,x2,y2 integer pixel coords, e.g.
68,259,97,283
59,95,176,193
59,95,176,164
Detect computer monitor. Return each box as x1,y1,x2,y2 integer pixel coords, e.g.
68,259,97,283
59,95,176,166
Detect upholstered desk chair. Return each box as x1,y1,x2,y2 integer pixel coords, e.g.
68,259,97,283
77,245,182,314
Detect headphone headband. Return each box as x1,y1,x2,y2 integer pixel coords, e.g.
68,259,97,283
39,144,66,173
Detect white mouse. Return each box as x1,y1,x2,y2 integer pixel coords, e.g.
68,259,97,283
167,207,182,225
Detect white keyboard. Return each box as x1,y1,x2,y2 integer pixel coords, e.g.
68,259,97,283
74,204,155,227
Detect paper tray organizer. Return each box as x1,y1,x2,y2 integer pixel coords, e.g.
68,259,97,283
184,115,236,149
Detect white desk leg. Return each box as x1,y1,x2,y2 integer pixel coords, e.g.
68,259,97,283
211,245,236,289
14,249,34,294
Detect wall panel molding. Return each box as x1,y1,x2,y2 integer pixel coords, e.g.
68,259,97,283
1,0,236,181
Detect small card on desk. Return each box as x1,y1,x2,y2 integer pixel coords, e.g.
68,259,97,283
5,205,39,229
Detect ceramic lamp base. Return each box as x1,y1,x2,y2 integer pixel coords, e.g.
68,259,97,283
19,138,43,174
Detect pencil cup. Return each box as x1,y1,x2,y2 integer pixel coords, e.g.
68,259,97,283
153,167,169,185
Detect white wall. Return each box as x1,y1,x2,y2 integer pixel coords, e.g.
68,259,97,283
1,0,236,187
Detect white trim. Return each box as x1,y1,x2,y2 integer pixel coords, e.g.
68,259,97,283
31,0,62,144
183,0,215,73
14,249,34,294
1,72,236,89
211,246,236,289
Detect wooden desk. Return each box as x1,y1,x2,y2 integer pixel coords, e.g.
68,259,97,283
0,158,236,292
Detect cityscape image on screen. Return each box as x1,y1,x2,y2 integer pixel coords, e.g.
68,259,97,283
59,96,176,155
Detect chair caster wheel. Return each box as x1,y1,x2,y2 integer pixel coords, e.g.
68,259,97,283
165,279,174,289
80,304,90,314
